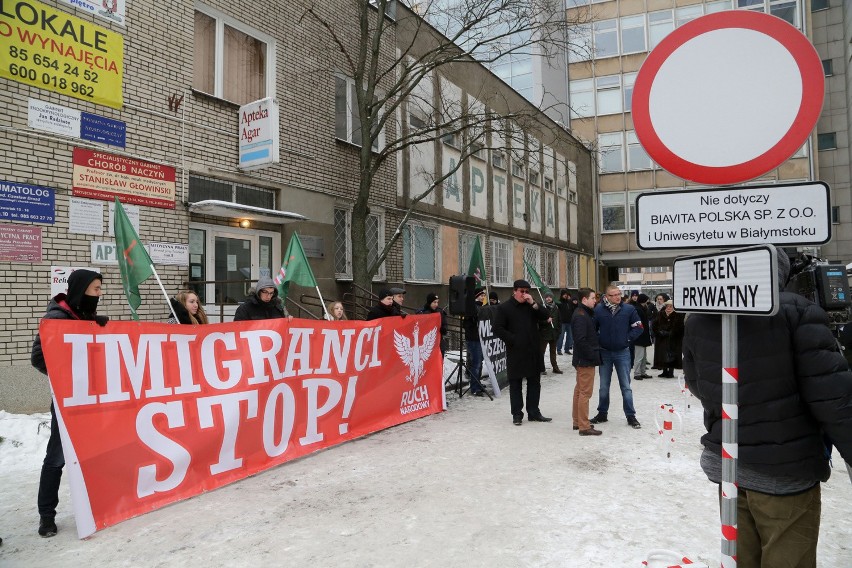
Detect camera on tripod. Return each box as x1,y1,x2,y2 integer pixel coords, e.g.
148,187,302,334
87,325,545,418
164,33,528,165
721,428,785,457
786,253,851,326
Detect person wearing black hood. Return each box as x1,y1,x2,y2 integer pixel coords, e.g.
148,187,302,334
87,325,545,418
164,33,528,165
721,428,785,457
416,293,449,357
233,276,291,321
31,269,107,538
366,288,403,320
683,249,852,567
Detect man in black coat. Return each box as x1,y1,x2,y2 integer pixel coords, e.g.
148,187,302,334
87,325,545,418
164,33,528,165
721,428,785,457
31,269,108,538
492,279,553,425
556,288,575,355
366,288,403,320
683,250,852,567
571,288,602,436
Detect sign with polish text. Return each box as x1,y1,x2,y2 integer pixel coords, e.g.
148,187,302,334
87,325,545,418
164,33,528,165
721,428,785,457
238,97,280,170
673,245,778,315
39,315,444,538
73,149,176,208
635,182,830,250
0,0,124,109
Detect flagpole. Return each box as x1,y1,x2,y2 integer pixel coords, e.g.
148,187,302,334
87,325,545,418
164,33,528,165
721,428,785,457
150,264,180,322
315,285,331,320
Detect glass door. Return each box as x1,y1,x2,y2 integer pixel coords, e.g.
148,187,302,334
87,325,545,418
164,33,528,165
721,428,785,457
215,234,253,304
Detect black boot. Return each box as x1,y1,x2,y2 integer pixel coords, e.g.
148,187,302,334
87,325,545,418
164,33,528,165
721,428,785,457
589,412,608,424
38,516,57,538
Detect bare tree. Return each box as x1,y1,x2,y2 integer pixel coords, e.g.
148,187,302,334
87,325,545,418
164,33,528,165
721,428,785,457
300,0,588,293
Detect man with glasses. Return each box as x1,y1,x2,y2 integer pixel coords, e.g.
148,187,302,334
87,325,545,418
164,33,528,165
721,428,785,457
492,279,553,426
591,285,644,429
234,276,291,321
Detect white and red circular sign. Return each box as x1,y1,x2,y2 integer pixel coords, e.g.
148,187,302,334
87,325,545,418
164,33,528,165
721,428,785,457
632,11,824,185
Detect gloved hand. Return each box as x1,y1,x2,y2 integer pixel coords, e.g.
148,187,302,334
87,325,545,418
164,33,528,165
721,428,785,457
95,315,109,327
656,329,669,337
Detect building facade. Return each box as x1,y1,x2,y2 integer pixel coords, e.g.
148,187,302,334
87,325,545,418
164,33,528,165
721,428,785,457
0,0,595,411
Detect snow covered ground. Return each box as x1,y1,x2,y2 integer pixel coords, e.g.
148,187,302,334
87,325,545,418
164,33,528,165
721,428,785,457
1,352,850,567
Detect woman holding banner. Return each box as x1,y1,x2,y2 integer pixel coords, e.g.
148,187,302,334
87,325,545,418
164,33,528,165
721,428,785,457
166,290,209,325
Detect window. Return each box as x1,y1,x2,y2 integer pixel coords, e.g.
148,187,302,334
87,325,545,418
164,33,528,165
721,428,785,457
402,223,438,281
529,170,540,186
492,150,506,169
189,176,275,208
193,6,274,105
334,207,385,280
596,75,622,115
770,0,797,25
441,129,460,149
817,132,837,151
811,0,828,11
569,25,593,63
598,132,624,173
570,79,595,119
593,20,619,59
492,238,512,285
623,73,637,112
627,131,652,171
543,249,558,287
832,206,840,224
620,15,646,54
458,233,481,275
628,190,644,230
512,160,525,179
544,177,553,192
566,253,579,287
335,75,382,150
648,10,673,49
523,246,540,282
822,59,834,76
705,0,731,13
601,192,627,232
676,5,703,27
569,189,578,203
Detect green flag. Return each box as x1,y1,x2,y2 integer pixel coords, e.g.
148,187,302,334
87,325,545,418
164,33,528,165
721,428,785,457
114,198,154,320
467,237,487,288
523,260,554,300
275,232,318,301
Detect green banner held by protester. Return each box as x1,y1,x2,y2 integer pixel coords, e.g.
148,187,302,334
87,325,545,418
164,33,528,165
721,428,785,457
113,197,154,320
523,260,554,300
467,236,487,289
275,232,318,301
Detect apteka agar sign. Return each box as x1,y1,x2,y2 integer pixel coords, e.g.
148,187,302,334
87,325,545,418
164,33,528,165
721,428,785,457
673,245,778,316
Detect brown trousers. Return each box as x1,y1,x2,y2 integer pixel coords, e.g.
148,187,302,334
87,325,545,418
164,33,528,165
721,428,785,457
573,366,595,430
726,484,821,568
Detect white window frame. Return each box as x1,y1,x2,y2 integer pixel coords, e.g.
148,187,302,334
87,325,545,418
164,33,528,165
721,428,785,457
620,14,647,55
523,245,541,283
628,190,644,231
601,192,627,233
333,205,386,281
593,19,619,59
543,248,559,288
566,252,579,288
623,72,637,113
595,74,623,116
570,78,595,118
598,132,624,173
194,3,276,102
458,232,482,275
627,130,652,171
648,10,674,49
491,237,513,285
335,74,385,151
402,221,440,283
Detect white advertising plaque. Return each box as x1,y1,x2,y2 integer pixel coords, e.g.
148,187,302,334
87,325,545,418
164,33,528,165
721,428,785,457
673,245,778,315
147,242,189,266
68,197,104,235
636,182,830,250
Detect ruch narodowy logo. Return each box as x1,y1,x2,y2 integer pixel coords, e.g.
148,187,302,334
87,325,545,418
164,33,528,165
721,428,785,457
393,322,437,386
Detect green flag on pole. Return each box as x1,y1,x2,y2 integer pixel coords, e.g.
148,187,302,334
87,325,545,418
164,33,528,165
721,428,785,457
113,197,154,320
523,259,554,300
275,232,318,301
467,237,487,288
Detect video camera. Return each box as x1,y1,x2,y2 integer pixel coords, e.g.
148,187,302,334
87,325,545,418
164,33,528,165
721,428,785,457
785,253,851,326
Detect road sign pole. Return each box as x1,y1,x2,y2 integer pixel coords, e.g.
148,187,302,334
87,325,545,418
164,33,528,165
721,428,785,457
720,314,738,568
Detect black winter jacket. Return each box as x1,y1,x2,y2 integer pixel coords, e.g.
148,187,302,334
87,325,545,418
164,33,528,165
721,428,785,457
571,304,601,367
492,297,550,379
682,291,852,483
233,293,287,321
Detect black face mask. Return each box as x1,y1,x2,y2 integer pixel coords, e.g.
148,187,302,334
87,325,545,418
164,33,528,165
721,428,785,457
79,294,100,314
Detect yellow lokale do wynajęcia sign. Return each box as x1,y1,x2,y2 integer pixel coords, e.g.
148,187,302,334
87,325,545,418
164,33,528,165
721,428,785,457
0,0,123,109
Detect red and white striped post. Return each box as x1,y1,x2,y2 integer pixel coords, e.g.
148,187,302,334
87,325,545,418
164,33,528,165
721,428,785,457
720,314,738,568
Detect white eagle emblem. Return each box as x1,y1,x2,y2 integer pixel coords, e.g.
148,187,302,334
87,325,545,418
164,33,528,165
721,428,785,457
393,322,438,385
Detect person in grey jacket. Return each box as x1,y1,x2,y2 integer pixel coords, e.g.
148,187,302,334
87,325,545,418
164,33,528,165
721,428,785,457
682,249,852,568
233,276,291,321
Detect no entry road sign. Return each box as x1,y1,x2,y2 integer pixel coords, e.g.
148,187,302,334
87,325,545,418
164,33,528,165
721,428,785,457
632,11,824,185
635,181,830,250
673,245,779,315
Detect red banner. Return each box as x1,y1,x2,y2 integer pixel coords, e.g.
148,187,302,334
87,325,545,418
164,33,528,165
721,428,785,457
40,315,444,538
